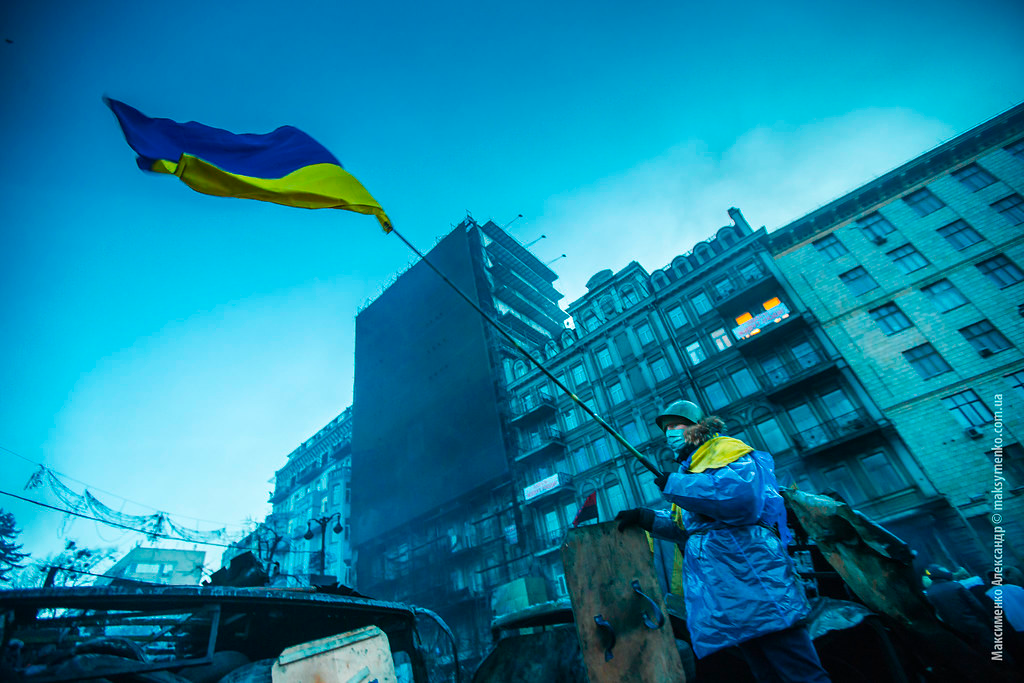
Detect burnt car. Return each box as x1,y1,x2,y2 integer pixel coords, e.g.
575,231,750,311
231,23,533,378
0,584,459,682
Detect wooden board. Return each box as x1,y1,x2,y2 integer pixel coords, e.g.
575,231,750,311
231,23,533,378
561,521,687,682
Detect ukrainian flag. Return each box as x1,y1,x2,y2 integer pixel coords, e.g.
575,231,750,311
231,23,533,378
105,98,391,232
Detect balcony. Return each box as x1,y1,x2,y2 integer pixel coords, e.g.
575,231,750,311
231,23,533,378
509,389,557,425
523,472,574,504
733,307,805,351
515,425,566,462
712,268,776,311
535,527,568,556
755,352,839,396
791,410,883,457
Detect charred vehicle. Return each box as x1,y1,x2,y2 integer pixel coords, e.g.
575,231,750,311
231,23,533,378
0,584,459,682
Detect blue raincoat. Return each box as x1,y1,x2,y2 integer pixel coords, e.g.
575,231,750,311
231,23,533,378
650,448,809,658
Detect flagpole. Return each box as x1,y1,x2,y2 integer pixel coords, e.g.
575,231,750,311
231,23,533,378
387,225,665,478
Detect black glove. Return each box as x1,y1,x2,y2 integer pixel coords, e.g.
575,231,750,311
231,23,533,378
654,472,669,491
615,508,655,532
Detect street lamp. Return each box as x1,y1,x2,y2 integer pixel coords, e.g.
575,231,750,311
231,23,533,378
304,513,343,576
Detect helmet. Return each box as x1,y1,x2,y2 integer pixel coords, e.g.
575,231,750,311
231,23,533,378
655,400,703,432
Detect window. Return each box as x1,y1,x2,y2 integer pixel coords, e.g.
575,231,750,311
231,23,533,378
754,416,789,453
992,194,1024,225
977,254,1024,288
739,262,763,282
920,278,967,312
951,164,996,192
821,464,865,505
637,322,655,345
861,453,905,496
711,328,733,351
622,288,640,306
1005,139,1024,160
593,437,612,462
812,233,848,261
903,187,945,216
1009,371,1024,399
667,306,686,328
713,277,735,298
704,380,730,410
596,347,613,369
941,390,993,428
903,343,951,379
937,220,983,250
868,302,913,335
958,319,1011,356
732,367,759,396
788,404,827,449
685,341,706,365
563,409,578,431
761,354,788,384
887,244,929,274
571,364,588,385
571,447,592,473
821,389,857,425
621,421,642,445
603,480,627,518
513,360,528,378
608,382,626,405
839,266,878,296
858,212,895,241
692,292,712,315
651,357,671,382
791,340,820,367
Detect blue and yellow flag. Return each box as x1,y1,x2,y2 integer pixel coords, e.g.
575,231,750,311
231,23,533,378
105,98,391,232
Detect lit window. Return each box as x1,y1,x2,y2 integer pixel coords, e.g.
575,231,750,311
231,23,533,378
976,254,1024,288
762,297,782,310
1005,139,1024,160
951,164,996,192
937,220,983,251
596,347,613,369
732,367,759,396
637,322,655,345
887,244,929,274
735,312,753,325
839,266,878,295
991,194,1024,225
958,319,1011,356
704,380,730,410
651,357,671,382
941,390,993,428
858,212,895,241
903,343,951,379
903,188,945,217
608,382,626,405
920,279,967,312
868,302,913,335
711,328,732,351
667,306,687,328
692,292,713,315
813,233,848,261
685,341,706,365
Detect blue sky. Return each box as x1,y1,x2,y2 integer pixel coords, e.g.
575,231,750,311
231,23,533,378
2,0,1022,572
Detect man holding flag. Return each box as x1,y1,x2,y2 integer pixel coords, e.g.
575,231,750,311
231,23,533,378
615,399,830,683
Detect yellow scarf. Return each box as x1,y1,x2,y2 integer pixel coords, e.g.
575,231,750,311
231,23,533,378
687,436,753,473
